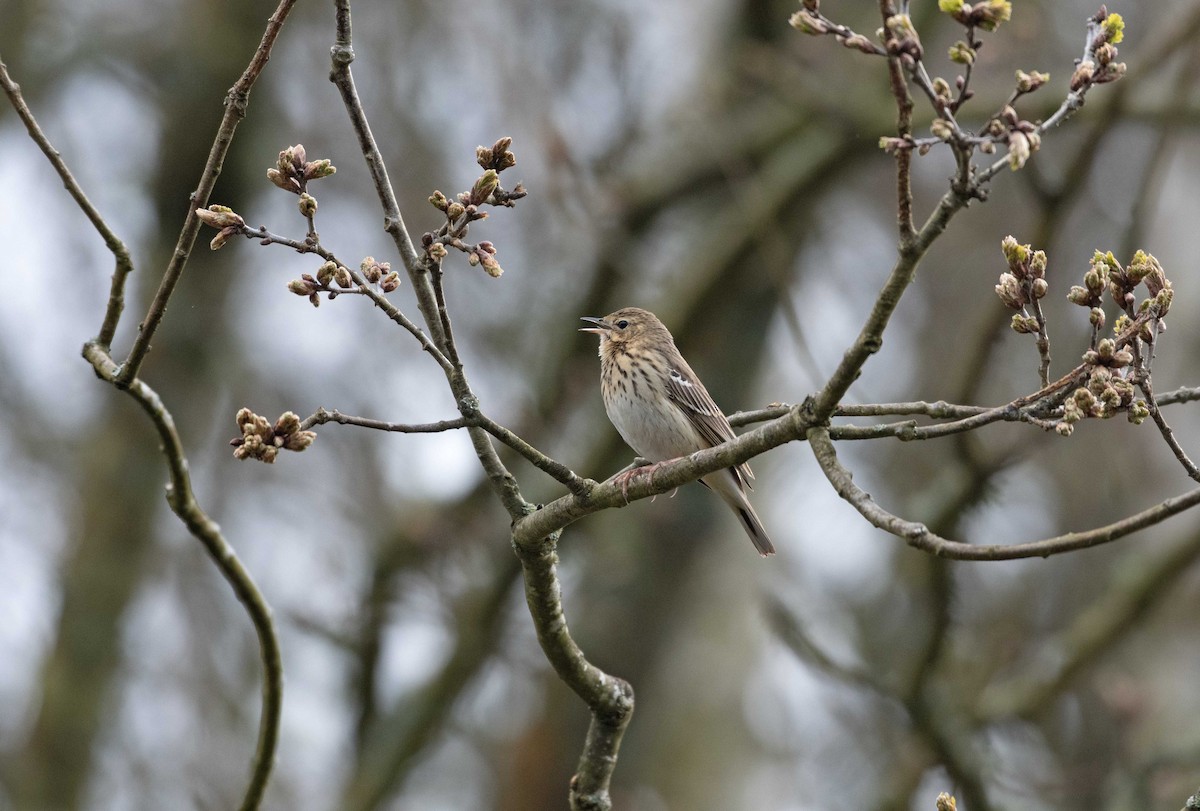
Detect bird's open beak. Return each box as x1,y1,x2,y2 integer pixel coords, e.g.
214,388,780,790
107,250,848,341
579,316,610,334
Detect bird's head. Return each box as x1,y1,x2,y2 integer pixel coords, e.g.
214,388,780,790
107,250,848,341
579,307,669,351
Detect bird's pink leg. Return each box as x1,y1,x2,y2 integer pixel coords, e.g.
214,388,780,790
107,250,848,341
610,458,676,503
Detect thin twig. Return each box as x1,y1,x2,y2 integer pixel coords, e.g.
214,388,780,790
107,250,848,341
116,1,299,387
301,407,469,434
243,225,454,373
300,407,597,496
0,59,133,350
1140,379,1200,482
327,0,446,354
472,413,597,498
808,426,1200,561
1026,296,1052,387
429,262,462,370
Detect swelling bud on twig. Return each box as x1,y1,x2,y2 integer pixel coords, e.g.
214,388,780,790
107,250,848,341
1128,250,1172,315
266,144,336,195
1070,60,1096,92
930,118,954,141
360,256,383,283
884,14,922,59
1010,314,1038,334
470,170,500,205
195,206,246,249
475,136,517,172
789,10,828,35
1015,69,1050,93
230,408,317,463
1001,235,1028,268
939,0,1011,31
1007,131,1034,170
195,205,245,229
936,793,957,811
995,273,1024,309
948,41,976,65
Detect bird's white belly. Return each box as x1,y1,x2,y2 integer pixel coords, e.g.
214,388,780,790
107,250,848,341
604,388,699,462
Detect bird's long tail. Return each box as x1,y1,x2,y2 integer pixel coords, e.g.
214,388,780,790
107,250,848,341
705,471,776,557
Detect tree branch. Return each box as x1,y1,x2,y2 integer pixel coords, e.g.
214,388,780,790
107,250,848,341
511,532,634,811
327,0,446,353
326,6,631,806
808,426,1200,561
240,225,454,373
83,343,281,811
0,59,133,351
116,0,299,387
4,8,300,807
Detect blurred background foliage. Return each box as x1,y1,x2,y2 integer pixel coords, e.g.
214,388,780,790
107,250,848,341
2,1,1200,809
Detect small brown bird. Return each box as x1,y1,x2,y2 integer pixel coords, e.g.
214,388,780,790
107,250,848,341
581,307,775,556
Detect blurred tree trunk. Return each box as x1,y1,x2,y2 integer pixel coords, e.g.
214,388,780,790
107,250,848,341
9,417,160,809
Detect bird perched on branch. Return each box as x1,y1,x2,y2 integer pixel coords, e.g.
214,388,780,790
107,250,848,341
580,307,775,556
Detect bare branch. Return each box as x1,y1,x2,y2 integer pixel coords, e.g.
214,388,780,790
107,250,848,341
83,343,281,811
116,0,299,387
808,426,1200,561
325,6,629,805
299,407,596,496
0,59,133,351
302,407,469,434
1140,378,1200,482
327,0,446,354
511,532,634,811
4,7,301,806
472,413,597,498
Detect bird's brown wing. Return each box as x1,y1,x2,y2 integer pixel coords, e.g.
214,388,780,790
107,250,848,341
664,363,755,486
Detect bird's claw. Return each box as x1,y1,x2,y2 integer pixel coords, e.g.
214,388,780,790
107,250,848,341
611,461,664,504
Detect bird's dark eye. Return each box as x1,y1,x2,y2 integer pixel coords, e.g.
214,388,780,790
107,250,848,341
616,319,629,329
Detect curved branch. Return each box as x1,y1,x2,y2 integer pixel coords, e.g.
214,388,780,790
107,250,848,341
84,343,281,811
326,7,630,806
0,60,133,351
513,404,811,546
808,426,1200,560
7,25,292,807
512,533,634,811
